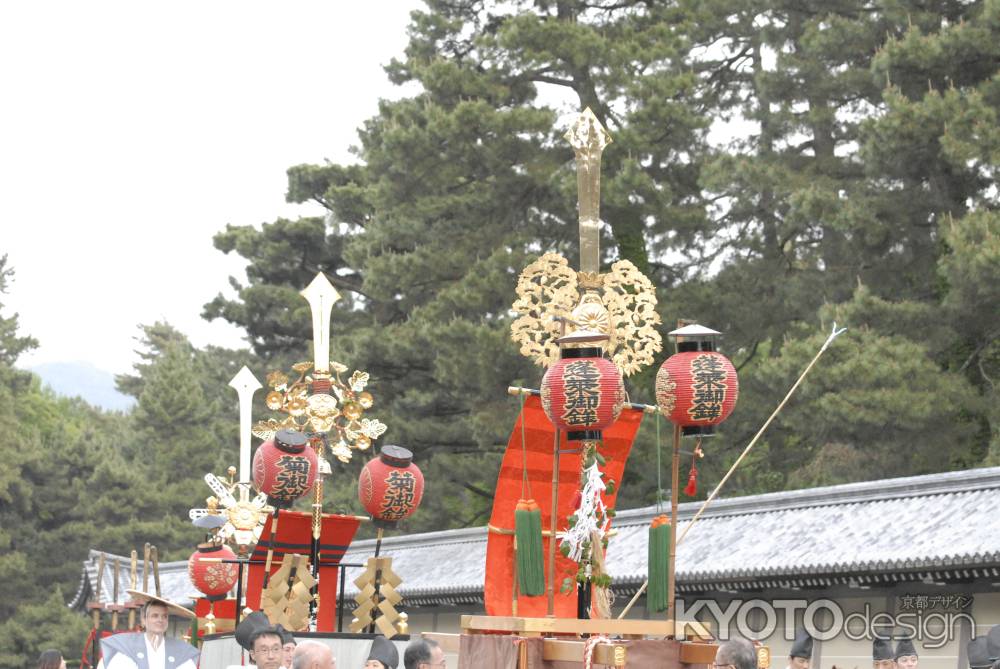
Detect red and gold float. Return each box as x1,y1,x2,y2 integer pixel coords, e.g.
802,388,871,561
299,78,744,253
539,347,625,441
252,428,317,507
358,445,424,526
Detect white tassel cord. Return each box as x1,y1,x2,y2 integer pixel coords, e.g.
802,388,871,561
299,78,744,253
557,461,610,562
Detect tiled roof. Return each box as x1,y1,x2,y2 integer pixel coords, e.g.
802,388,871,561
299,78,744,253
72,467,1000,609
340,467,1000,603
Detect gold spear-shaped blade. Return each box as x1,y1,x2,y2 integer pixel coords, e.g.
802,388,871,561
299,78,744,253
300,273,341,375
229,365,263,483
565,107,612,278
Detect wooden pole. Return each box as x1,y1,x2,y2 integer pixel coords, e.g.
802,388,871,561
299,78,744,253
666,424,681,633
616,322,848,620
128,550,138,629
262,509,281,589
368,527,386,634
547,428,561,617
151,546,161,597
143,543,151,592
512,534,520,616
91,552,106,666
111,559,120,630
234,559,246,627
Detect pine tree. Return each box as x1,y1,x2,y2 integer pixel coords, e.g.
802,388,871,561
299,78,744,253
203,0,999,519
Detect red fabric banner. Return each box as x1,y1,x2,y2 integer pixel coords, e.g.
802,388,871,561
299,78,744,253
245,510,360,631
194,598,237,636
484,395,645,617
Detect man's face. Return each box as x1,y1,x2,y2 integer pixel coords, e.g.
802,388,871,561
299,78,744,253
421,646,445,668
897,656,918,669
283,642,296,668
252,634,285,669
874,660,897,669
142,604,170,635
790,656,810,669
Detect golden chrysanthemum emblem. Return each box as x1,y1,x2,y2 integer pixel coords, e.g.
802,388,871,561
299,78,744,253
510,253,662,376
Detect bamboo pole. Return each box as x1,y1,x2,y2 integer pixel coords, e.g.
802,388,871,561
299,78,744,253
151,546,161,597
128,550,138,629
92,553,105,628
547,428,561,617
111,559,120,630
616,323,846,619
666,424,681,632
262,509,281,589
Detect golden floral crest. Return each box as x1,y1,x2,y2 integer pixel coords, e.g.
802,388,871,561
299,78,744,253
253,361,387,463
510,254,662,376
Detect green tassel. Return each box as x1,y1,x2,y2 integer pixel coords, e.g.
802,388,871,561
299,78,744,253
648,515,671,613
515,499,546,596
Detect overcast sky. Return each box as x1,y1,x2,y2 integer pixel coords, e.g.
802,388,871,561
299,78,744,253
1,1,420,373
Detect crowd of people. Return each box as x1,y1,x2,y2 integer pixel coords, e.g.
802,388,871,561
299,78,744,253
37,588,1000,669
234,610,444,669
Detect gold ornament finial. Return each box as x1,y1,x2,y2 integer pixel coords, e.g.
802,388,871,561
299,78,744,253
565,107,612,276
510,107,661,374
253,272,387,463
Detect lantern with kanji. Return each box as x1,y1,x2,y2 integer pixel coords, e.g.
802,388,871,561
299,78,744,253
540,346,625,441
358,445,424,526
252,428,318,507
655,324,739,437
188,542,239,600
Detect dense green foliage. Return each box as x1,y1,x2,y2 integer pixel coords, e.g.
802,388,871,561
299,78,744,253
206,0,998,515
1,1,998,666
0,262,246,668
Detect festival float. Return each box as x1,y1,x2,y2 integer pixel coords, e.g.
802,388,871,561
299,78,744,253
79,107,845,669
432,109,841,667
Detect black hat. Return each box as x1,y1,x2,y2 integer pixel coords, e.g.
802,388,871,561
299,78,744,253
790,629,813,660
873,638,895,662
366,635,399,669
276,624,295,646
235,611,278,652
968,637,991,669
988,626,1000,662
895,637,918,660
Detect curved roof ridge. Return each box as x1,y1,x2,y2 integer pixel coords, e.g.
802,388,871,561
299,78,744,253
613,466,1000,524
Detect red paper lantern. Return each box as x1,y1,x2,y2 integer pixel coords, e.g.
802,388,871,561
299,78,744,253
253,429,318,507
539,347,625,441
358,445,424,526
188,543,239,600
655,350,738,436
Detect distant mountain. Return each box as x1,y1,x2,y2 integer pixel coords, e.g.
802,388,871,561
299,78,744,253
30,361,135,412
